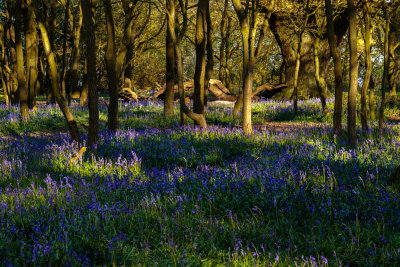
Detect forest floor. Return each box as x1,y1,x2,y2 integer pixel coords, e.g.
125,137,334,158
0,97,399,266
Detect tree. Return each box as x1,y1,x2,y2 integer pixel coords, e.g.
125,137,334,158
15,0,29,121
379,1,391,133
82,0,99,146
193,0,211,116
166,0,207,128
231,0,275,135
37,22,81,143
104,0,119,132
164,18,175,117
24,0,39,110
360,0,373,130
347,0,358,146
325,0,344,135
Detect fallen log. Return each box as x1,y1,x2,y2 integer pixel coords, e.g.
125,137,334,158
233,83,287,116
154,79,237,101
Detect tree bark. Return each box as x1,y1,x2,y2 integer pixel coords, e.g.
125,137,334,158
82,0,99,147
166,0,206,128
369,78,376,120
164,25,175,117
70,4,83,100
193,0,208,115
104,0,119,132
347,0,358,146
361,0,372,131
3,1,19,104
60,0,70,102
38,22,81,143
204,2,213,107
219,0,229,84
313,38,328,113
379,4,391,134
15,0,29,121
325,0,344,136
24,2,39,110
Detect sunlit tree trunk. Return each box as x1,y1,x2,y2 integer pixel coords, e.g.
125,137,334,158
164,26,175,117
3,1,19,104
325,0,343,135
232,0,274,135
38,22,81,143
313,38,328,113
347,0,358,146
104,0,119,132
82,0,99,146
361,0,372,130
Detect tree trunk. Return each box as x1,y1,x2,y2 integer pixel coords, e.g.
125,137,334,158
60,0,70,102
15,0,29,121
104,0,119,132
347,0,358,146
379,4,390,134
82,0,99,147
70,4,83,99
38,22,81,143
388,27,397,100
361,1,372,131
293,36,301,114
164,26,175,117
313,38,328,113
369,78,376,121
325,0,344,136
3,1,19,105
204,2,213,107
166,0,206,128
219,0,229,84
193,0,208,115
80,60,88,106
24,2,39,110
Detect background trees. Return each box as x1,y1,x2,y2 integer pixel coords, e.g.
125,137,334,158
0,0,399,140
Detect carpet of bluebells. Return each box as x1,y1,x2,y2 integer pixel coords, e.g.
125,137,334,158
0,98,400,266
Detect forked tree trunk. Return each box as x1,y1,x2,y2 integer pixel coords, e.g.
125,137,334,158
166,0,206,128
38,22,81,143
104,0,119,132
82,0,99,147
